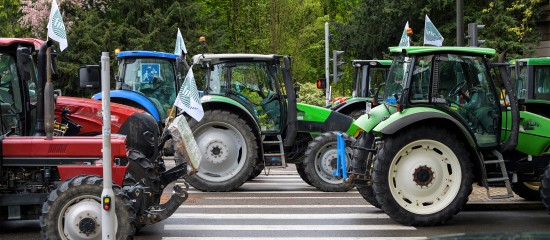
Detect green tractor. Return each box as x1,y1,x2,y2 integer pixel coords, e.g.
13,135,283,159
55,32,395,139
350,46,550,226
186,54,359,192
323,60,391,119
508,57,550,206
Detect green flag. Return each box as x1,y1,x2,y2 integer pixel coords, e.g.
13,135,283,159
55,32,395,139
424,15,444,47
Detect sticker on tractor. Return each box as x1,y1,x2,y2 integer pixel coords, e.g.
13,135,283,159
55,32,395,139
141,63,161,83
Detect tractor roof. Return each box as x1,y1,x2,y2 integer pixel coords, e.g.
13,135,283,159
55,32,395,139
117,51,179,60
352,59,392,67
511,57,550,66
192,53,282,64
0,38,45,50
389,46,496,56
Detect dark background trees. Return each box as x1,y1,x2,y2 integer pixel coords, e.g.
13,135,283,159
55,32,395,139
10,0,547,101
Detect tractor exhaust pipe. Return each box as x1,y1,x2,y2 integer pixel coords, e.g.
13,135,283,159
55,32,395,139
35,40,52,136
498,51,519,152
44,47,55,139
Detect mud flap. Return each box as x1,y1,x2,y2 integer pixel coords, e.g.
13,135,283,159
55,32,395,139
333,133,348,182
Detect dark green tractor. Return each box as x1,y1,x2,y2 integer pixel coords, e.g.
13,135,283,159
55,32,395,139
186,54,359,192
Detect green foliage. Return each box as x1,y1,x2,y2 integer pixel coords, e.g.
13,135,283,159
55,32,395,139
297,81,326,107
8,0,547,99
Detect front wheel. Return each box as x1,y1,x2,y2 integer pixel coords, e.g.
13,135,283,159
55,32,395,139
185,110,258,191
303,132,355,192
373,127,473,226
511,174,541,201
40,175,135,240
539,166,550,213
351,132,380,208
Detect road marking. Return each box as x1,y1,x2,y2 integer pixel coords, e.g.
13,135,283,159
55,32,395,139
162,238,426,240
170,213,388,219
185,190,359,194
202,196,362,199
164,224,416,231
179,205,372,208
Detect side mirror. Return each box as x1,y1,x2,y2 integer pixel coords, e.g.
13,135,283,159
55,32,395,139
16,47,32,82
79,65,100,89
294,85,300,92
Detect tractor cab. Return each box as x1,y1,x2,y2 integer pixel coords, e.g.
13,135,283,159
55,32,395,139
510,57,550,118
193,54,288,133
351,60,391,98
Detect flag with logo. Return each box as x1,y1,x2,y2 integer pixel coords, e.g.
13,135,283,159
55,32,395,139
399,21,410,47
47,0,68,51
424,15,444,47
174,28,188,56
174,68,204,121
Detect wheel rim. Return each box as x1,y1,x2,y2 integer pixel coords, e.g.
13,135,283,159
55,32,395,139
523,181,540,191
194,121,248,182
314,142,353,184
58,194,116,240
388,139,462,215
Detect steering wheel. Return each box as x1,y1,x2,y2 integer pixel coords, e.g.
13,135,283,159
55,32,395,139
449,81,467,97
260,91,276,107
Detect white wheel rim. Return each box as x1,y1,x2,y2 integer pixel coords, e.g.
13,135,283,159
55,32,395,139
388,139,462,215
194,121,248,182
314,142,352,184
58,194,117,240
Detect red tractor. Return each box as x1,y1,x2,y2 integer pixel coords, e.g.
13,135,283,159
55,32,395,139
1,38,190,238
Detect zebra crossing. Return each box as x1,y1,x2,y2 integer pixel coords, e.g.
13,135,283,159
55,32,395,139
134,167,426,240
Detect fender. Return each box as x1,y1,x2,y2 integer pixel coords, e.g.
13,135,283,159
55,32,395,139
373,107,476,147
354,104,396,132
331,97,372,113
57,165,127,186
93,90,161,122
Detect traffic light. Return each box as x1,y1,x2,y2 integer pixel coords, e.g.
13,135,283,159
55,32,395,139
332,50,345,84
467,23,485,47
316,78,326,89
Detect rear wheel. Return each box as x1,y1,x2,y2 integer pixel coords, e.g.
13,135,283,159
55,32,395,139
295,163,312,186
186,110,258,191
303,132,355,192
351,133,380,208
373,127,473,226
40,175,135,240
511,177,541,201
540,166,550,213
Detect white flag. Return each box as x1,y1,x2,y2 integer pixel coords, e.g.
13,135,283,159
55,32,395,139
47,0,68,51
174,28,188,56
398,21,410,47
174,68,204,121
424,15,444,47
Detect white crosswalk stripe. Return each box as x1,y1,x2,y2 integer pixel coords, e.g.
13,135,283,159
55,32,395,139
138,167,423,239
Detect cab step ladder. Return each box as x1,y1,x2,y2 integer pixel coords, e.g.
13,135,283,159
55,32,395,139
262,134,286,168
484,150,514,199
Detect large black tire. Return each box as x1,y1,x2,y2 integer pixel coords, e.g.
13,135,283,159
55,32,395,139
185,110,258,191
303,132,355,192
348,108,365,120
350,132,381,208
511,178,541,201
295,163,312,186
123,149,163,231
373,127,473,226
540,166,550,213
40,175,135,240
249,165,265,180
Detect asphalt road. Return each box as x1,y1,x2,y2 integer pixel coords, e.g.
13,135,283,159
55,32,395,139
1,165,549,240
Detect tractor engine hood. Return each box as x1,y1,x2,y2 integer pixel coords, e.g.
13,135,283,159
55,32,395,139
55,96,147,135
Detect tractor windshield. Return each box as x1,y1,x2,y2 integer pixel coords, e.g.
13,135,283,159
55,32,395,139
353,64,389,98
383,56,410,105
533,65,550,100
510,64,528,99
1,53,35,135
118,58,177,115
